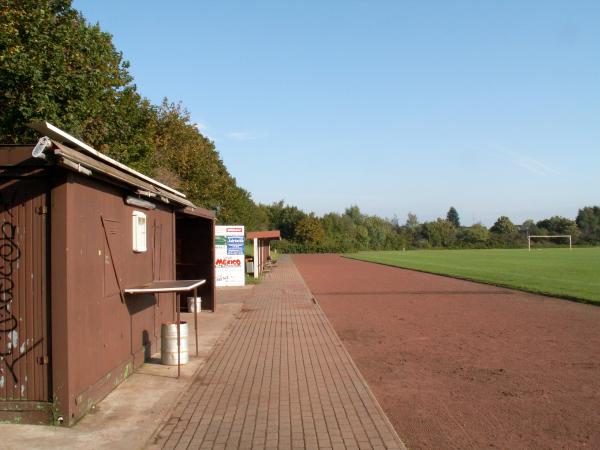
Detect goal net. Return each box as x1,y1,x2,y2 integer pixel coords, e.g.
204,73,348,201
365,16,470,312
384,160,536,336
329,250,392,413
528,235,572,251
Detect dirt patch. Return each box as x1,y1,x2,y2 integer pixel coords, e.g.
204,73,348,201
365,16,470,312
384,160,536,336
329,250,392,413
293,254,600,450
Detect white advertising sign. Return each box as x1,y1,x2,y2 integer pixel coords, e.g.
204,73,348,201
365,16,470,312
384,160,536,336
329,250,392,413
215,225,245,287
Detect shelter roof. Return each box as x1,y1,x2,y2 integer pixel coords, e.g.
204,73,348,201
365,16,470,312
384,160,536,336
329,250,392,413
178,206,216,220
246,230,281,240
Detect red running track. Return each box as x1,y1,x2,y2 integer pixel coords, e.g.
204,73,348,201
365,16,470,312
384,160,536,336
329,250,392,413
293,254,600,450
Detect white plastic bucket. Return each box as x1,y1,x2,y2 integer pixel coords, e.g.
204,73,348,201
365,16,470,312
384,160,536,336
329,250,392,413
187,296,202,313
161,321,189,365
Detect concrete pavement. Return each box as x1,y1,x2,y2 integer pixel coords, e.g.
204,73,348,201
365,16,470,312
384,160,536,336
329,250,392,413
0,291,249,450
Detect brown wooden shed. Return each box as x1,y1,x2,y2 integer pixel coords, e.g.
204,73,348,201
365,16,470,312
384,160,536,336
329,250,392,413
0,123,215,425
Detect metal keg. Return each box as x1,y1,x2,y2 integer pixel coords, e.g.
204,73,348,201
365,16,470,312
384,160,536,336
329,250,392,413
187,296,202,313
161,321,189,365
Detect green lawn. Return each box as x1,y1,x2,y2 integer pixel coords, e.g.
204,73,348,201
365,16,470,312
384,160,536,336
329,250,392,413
345,248,600,304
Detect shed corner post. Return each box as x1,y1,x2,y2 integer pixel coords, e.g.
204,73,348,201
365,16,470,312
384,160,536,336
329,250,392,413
194,286,199,357
253,237,259,278
50,178,73,425
211,219,216,311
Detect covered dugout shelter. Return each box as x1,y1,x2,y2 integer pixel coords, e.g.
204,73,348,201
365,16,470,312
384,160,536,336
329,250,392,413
246,230,281,278
0,122,215,425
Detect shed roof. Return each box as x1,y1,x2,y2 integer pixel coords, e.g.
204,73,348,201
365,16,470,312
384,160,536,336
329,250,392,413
24,122,214,213
30,121,184,197
246,230,281,240
50,140,195,208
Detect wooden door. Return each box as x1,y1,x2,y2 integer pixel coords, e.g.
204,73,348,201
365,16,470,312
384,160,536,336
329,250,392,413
0,178,50,402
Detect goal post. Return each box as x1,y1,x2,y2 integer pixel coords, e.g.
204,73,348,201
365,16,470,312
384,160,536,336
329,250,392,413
528,235,572,251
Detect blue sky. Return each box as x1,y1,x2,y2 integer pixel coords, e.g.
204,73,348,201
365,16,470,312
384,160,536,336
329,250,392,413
73,0,599,226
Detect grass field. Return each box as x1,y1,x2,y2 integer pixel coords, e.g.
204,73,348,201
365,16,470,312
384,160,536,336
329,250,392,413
345,248,600,304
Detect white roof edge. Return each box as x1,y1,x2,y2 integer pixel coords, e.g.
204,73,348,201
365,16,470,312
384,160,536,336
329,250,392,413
28,121,187,198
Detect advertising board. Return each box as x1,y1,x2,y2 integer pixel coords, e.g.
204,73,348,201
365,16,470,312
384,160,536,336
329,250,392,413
215,225,245,287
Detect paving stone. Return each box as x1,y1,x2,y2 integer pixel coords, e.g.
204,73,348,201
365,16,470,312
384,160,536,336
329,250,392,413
153,256,405,449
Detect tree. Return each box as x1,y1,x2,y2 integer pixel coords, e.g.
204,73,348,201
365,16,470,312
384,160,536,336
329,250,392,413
295,216,324,246
0,1,271,231
490,216,517,235
446,207,460,228
354,224,371,250
262,201,307,240
400,212,420,248
422,219,457,247
0,0,145,156
576,206,600,243
405,213,419,229
536,216,579,240
364,216,395,250
520,219,541,236
151,100,265,228
344,205,363,224
458,223,489,247
320,212,356,252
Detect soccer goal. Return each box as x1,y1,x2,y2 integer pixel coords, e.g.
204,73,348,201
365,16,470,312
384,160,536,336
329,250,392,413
528,235,572,251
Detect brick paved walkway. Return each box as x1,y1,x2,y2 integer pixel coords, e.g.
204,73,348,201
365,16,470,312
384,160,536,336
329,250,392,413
151,256,405,450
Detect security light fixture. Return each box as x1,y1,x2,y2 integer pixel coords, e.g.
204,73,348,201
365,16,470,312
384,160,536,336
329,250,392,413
31,136,52,159
125,196,156,210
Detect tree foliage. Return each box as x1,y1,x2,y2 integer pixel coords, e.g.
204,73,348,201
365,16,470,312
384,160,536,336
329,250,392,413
295,216,325,246
576,206,600,244
490,216,517,235
405,213,419,229
446,207,460,227
261,201,306,240
422,219,456,247
458,223,489,246
266,202,598,254
520,219,541,236
151,101,266,229
0,0,150,164
536,216,579,239
0,0,264,227
1,2,597,251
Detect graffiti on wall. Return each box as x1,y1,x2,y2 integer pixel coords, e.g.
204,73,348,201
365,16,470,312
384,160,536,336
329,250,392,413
0,221,21,385
0,190,46,396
